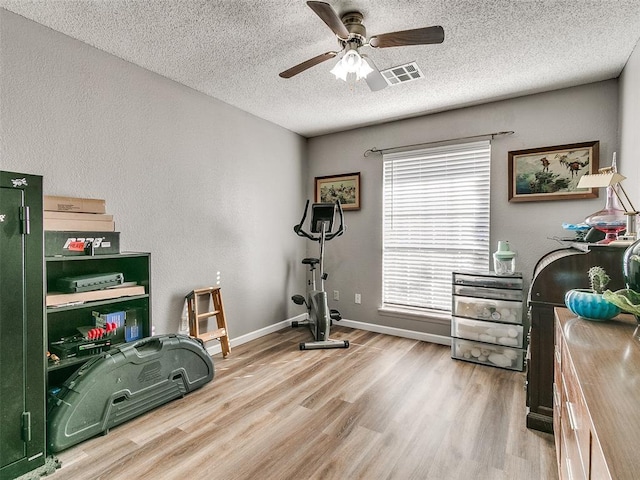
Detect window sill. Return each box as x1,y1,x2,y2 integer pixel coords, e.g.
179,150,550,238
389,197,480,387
378,305,451,325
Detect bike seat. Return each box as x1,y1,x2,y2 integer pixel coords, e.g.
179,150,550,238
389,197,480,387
302,258,320,265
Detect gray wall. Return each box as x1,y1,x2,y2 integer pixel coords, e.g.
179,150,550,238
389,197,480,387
0,10,307,338
308,81,620,337
619,38,640,209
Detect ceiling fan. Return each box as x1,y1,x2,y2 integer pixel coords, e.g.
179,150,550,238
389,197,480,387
279,1,445,91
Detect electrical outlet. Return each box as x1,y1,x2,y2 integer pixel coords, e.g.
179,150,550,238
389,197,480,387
333,290,339,301
216,271,221,286
355,293,361,304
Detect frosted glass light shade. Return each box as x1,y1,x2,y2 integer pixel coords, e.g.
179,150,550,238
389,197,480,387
330,49,373,81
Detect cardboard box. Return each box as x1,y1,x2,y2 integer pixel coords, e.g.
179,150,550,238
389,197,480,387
44,211,115,232
44,218,115,232
44,211,113,221
45,231,120,257
44,195,106,214
124,310,142,342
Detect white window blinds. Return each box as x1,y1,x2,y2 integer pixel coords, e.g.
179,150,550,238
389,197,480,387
382,140,491,313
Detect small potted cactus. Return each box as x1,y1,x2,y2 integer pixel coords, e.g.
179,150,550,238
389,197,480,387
588,266,610,294
564,266,621,321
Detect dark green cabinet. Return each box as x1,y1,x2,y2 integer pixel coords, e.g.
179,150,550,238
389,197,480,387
0,171,46,479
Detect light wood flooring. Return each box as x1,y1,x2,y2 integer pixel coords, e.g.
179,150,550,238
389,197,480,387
48,326,557,480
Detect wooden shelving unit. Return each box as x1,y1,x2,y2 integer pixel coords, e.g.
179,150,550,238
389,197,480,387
45,252,151,387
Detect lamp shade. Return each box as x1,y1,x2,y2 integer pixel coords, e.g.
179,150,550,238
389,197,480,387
330,60,348,81
577,172,626,189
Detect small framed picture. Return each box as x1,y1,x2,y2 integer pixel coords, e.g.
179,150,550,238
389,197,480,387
315,172,361,210
508,141,599,202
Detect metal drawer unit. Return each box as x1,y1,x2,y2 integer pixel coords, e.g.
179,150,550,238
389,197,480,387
451,271,526,371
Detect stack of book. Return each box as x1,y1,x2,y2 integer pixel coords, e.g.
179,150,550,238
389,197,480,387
44,195,120,256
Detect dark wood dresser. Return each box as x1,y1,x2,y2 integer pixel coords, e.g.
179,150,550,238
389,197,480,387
554,307,640,480
527,244,626,432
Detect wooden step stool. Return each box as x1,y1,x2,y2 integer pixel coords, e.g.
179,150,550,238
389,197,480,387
185,287,230,358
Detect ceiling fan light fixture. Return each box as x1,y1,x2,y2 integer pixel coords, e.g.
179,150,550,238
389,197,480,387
331,46,372,82
280,2,444,90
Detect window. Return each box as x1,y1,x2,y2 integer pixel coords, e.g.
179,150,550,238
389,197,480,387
382,140,491,314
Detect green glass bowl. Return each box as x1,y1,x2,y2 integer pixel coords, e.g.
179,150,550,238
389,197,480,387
564,289,620,321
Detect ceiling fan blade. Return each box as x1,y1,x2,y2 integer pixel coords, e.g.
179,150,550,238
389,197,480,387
279,51,338,78
369,25,444,48
307,1,349,39
362,57,388,92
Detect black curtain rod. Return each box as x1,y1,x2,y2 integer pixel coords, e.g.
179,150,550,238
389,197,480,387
363,131,515,157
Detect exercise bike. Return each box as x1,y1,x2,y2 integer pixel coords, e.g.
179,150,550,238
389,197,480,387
291,200,349,350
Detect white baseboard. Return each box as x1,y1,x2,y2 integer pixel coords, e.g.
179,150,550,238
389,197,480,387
206,313,450,355
205,313,306,356
338,318,452,346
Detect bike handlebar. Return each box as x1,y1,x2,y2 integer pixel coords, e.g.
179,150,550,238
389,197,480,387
293,200,345,242
326,201,345,241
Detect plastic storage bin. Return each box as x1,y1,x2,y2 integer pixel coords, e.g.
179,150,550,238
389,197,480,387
452,295,523,324
452,272,523,290
452,338,524,371
451,316,524,348
453,284,524,302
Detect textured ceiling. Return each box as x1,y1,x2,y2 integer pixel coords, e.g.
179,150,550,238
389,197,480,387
2,0,640,137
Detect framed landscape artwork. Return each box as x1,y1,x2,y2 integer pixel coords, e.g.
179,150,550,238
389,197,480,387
315,172,361,210
508,141,600,202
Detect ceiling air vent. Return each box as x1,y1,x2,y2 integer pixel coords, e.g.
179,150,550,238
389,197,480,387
380,62,424,86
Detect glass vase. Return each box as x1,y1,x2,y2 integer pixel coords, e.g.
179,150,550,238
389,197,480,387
585,185,626,243
623,238,640,292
